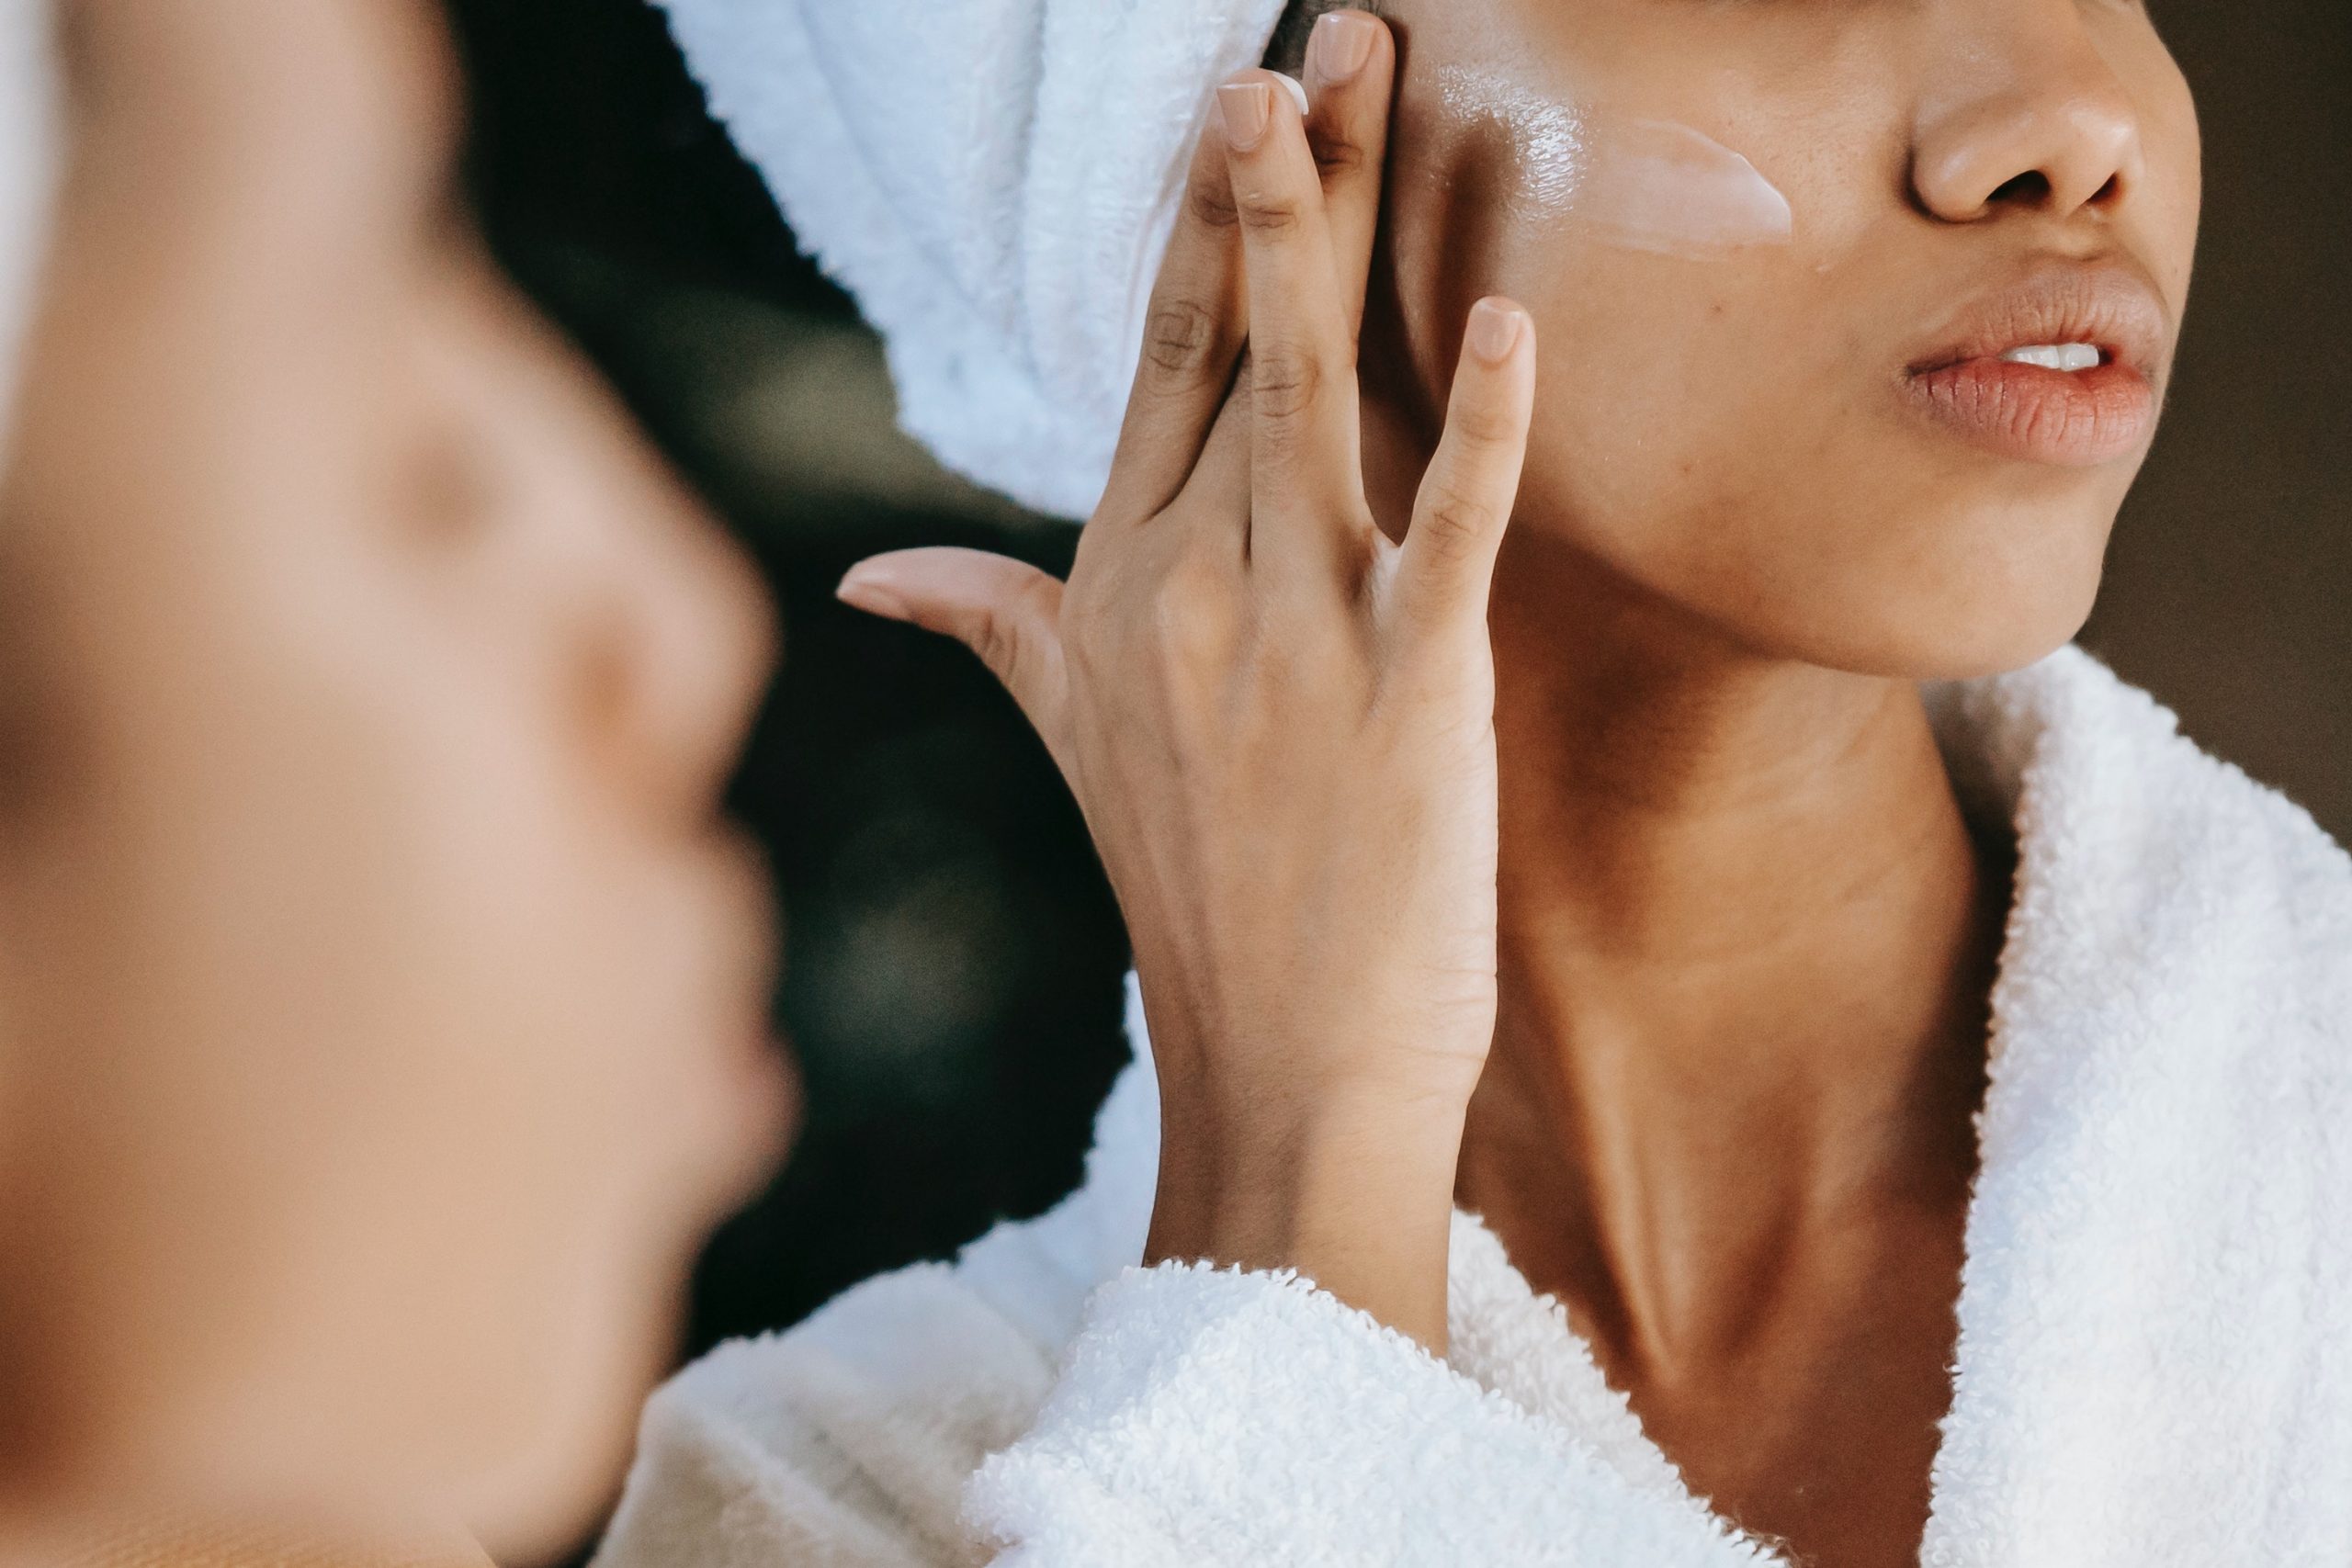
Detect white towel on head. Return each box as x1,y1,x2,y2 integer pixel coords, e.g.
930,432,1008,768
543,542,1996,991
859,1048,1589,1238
0,0,62,472
657,0,1293,522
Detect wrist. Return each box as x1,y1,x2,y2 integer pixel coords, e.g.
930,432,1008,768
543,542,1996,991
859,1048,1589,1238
1145,1085,1467,1350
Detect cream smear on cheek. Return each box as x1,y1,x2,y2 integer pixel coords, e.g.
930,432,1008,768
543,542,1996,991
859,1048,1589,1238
1437,66,1792,257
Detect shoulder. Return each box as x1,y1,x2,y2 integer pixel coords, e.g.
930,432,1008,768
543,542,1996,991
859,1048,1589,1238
594,1013,1162,1567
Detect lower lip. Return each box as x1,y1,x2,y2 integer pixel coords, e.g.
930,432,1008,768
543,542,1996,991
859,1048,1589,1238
1905,356,2155,468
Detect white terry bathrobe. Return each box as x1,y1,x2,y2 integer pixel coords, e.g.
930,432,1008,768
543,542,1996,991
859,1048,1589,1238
592,643,2352,1566
596,0,2352,1562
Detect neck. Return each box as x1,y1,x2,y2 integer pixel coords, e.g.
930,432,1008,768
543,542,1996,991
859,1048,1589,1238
1458,531,2007,1372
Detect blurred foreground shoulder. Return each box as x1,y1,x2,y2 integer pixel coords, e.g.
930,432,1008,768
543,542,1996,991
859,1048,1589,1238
593,1044,1163,1568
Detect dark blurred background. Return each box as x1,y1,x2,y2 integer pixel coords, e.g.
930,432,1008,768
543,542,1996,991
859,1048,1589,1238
439,0,2349,1533
443,0,1136,1381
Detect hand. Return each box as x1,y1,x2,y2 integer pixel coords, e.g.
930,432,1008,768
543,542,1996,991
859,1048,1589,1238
833,14,1535,1351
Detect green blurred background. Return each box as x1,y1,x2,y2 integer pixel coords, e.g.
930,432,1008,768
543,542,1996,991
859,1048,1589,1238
441,0,2350,1505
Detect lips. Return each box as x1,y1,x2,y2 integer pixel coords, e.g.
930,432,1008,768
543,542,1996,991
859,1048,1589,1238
1903,260,2173,468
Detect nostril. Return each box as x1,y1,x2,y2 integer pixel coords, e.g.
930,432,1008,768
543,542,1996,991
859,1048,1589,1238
1988,170,2052,207
2089,173,2122,206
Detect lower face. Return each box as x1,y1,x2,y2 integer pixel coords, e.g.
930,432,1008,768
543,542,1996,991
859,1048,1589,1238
1371,0,2202,681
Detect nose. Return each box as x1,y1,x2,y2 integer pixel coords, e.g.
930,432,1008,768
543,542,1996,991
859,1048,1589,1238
1910,1,2146,224
582,494,778,818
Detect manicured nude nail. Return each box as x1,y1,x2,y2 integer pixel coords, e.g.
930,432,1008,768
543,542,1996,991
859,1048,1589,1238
1218,80,1272,151
1468,299,1525,364
1309,12,1379,84
836,564,911,621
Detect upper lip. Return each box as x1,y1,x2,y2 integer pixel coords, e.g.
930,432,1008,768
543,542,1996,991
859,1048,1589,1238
1907,258,2173,381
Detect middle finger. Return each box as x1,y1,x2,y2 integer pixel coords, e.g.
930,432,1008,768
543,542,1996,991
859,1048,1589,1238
1302,10,1397,340
1216,70,1371,588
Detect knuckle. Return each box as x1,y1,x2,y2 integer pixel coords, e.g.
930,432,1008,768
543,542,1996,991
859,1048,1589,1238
1150,556,1234,666
1236,188,1308,237
1450,399,1524,452
1417,487,1498,563
1250,345,1323,423
1142,299,1222,382
1186,174,1242,231
1147,574,1197,656
1313,136,1372,183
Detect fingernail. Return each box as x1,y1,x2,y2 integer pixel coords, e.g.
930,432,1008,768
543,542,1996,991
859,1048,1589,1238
1309,12,1379,85
1467,299,1526,364
836,565,910,621
1272,72,1309,118
1218,80,1272,151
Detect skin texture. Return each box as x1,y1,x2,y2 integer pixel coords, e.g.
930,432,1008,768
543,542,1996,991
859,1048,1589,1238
0,0,789,1558
850,5,2203,1567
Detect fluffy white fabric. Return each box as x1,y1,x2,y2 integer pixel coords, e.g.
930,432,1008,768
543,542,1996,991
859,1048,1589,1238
0,0,61,470
594,644,2352,1565
655,0,1291,521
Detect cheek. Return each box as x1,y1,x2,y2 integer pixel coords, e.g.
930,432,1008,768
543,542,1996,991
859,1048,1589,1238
1499,236,1862,509
1495,253,2125,676
1381,47,2154,677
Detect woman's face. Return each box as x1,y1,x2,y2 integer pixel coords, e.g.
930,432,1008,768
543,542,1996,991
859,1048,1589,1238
1367,0,2200,678
0,0,787,1552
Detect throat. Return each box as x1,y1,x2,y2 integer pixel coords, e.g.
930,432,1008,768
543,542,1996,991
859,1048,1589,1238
1462,642,2009,1373
1454,637,2010,1568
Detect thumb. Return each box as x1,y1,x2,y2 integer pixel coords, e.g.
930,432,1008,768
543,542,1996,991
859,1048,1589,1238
837,547,1071,760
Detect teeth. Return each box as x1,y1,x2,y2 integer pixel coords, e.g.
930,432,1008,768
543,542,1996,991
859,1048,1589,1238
2001,343,2103,372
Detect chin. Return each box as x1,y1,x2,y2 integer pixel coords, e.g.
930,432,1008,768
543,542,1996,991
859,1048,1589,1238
1890,604,2096,683
1805,563,2105,683
1770,491,2117,682
1698,546,2101,682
